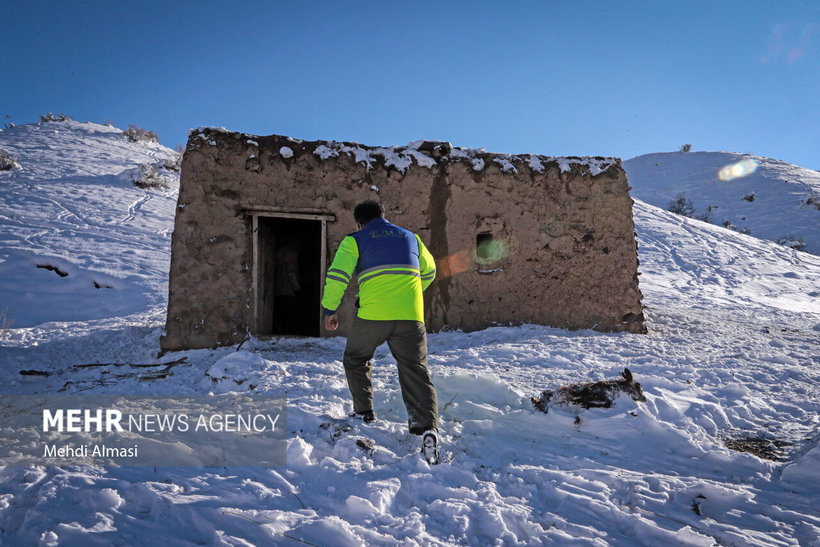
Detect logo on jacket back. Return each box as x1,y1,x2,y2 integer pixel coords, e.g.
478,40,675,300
369,229,404,239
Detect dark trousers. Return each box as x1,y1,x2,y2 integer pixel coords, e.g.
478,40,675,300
343,316,439,434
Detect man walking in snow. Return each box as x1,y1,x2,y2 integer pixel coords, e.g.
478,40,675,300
321,200,440,464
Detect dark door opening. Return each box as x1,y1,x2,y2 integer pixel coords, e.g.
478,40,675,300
256,216,322,337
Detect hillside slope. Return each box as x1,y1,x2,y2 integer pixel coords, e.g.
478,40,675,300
0,120,179,327
0,126,817,545
624,151,820,255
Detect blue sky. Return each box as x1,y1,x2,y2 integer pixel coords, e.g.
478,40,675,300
3,1,819,168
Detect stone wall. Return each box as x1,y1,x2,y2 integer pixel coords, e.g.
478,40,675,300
160,129,645,351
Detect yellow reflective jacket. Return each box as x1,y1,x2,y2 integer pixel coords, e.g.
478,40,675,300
321,218,436,322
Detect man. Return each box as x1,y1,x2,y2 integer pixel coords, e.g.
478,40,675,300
273,235,301,334
321,200,440,464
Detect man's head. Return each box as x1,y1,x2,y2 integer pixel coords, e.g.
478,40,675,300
353,200,384,227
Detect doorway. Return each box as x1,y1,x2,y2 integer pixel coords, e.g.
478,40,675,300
254,214,326,337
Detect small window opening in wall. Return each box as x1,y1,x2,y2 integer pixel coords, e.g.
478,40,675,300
476,233,494,260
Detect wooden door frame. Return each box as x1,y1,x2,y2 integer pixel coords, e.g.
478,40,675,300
248,209,336,336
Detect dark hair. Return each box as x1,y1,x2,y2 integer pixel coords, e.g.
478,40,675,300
353,200,384,225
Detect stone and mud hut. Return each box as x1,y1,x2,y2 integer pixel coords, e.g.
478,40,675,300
160,128,645,352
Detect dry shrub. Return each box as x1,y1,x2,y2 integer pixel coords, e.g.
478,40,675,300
123,124,159,143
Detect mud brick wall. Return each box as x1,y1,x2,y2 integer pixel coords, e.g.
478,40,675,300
161,129,645,351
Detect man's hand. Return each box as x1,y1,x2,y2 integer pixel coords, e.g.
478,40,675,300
324,313,339,331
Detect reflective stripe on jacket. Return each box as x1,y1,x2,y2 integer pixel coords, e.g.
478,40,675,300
321,218,436,322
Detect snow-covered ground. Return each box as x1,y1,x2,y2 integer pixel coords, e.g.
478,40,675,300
624,151,820,255
0,123,818,546
0,120,179,328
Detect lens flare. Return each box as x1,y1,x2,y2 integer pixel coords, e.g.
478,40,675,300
475,238,508,265
718,159,759,181
435,251,471,279
433,238,511,280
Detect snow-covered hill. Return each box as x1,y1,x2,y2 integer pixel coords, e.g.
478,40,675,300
624,151,820,255
0,125,818,545
0,120,179,327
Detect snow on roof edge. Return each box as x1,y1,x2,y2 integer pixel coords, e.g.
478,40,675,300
188,127,620,176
